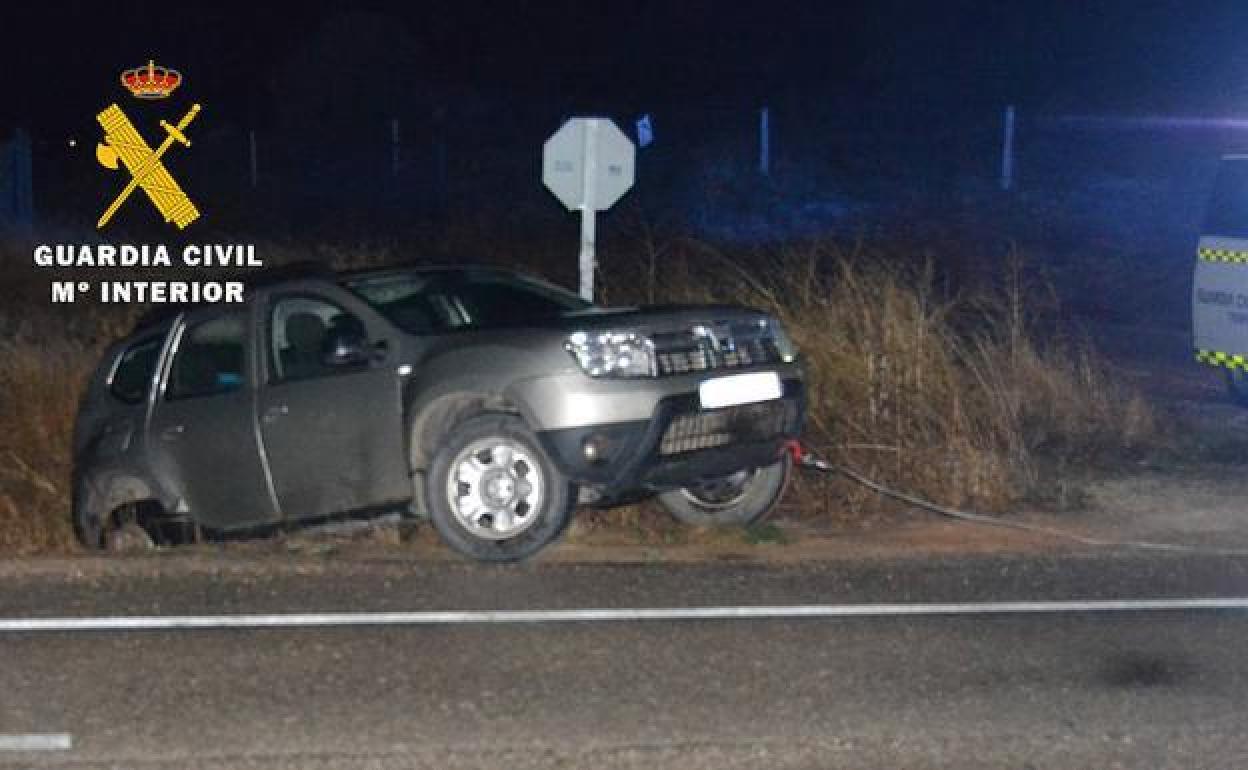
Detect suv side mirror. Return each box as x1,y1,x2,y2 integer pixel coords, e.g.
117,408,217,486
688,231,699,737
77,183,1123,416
321,326,370,368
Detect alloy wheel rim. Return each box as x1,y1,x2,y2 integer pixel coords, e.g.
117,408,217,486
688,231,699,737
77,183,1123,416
681,469,756,510
447,438,545,540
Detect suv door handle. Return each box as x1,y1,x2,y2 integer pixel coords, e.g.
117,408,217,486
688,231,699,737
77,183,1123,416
160,424,185,441
262,404,289,424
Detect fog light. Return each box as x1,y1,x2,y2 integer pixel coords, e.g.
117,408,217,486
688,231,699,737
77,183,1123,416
582,435,608,464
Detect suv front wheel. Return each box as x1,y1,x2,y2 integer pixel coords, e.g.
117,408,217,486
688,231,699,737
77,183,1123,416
426,414,575,562
657,455,791,527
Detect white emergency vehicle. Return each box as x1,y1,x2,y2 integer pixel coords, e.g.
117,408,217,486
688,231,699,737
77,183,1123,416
1193,155,1248,403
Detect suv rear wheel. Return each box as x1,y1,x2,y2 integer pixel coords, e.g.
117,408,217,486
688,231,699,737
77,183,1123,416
74,499,157,552
657,455,791,527
426,414,574,562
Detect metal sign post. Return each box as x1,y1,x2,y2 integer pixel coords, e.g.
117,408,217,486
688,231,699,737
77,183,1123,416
543,117,636,302
578,119,598,300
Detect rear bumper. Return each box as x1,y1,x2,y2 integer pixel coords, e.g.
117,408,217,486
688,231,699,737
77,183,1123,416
537,378,805,497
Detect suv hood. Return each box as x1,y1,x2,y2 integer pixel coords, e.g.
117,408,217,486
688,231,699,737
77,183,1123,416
553,304,772,333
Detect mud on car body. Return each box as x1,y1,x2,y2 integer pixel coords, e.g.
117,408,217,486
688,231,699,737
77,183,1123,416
73,265,806,561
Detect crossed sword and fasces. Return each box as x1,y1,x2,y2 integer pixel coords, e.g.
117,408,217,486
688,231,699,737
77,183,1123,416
95,103,201,229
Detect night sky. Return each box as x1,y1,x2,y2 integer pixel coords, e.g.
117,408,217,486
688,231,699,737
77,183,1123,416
4,0,1246,136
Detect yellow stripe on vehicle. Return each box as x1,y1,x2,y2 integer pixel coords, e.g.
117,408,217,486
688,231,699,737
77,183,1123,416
1198,247,1248,263
1196,349,1248,371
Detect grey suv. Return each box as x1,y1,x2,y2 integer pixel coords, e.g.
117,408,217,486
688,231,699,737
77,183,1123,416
73,265,806,561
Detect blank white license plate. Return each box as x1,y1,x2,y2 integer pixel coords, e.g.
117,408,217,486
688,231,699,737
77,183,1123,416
698,371,783,410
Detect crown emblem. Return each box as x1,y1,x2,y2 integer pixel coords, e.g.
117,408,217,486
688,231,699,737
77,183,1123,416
121,60,182,99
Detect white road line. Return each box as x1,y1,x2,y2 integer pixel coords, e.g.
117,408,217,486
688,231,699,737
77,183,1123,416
3,598,1248,632
0,734,72,751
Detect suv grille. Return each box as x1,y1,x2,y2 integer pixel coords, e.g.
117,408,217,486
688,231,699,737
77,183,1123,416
659,399,797,456
651,321,782,377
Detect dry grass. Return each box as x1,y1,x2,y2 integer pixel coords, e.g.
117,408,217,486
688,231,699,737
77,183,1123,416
0,250,141,551
0,233,1157,552
602,237,1157,515
0,324,99,552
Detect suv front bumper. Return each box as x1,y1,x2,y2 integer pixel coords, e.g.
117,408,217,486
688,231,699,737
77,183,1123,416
537,378,805,497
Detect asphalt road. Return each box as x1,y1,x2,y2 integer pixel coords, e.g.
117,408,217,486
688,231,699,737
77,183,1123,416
3,553,1248,768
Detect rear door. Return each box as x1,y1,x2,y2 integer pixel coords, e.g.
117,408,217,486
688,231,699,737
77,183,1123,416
256,287,410,520
1194,157,1248,362
147,307,279,529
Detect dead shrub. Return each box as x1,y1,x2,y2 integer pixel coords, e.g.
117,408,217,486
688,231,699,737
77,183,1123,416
603,237,1156,515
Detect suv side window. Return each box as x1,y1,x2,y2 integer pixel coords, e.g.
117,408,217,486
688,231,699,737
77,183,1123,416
167,314,247,400
270,295,367,383
109,335,163,404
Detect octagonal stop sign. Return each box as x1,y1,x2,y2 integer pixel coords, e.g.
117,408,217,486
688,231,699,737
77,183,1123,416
542,117,635,212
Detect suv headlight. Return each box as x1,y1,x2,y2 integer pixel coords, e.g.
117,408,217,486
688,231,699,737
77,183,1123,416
770,320,799,363
565,330,656,378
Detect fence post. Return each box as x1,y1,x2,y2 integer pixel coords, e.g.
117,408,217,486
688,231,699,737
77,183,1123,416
1000,105,1016,191
248,129,258,189
11,128,34,230
432,106,447,204
759,106,770,177
390,118,400,178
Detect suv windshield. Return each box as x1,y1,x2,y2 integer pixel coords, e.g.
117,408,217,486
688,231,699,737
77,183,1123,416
1204,159,1248,239
346,270,591,334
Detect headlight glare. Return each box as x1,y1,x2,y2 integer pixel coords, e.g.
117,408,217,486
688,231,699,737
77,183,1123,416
565,330,656,378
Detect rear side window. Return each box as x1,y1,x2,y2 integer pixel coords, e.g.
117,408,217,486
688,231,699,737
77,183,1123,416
1205,161,1248,239
167,314,248,400
109,336,163,404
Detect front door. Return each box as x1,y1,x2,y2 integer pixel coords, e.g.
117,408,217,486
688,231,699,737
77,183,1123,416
257,292,410,520
147,309,279,530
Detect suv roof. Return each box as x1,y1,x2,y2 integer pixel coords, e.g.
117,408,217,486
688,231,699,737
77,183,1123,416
129,263,551,333
130,261,335,332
